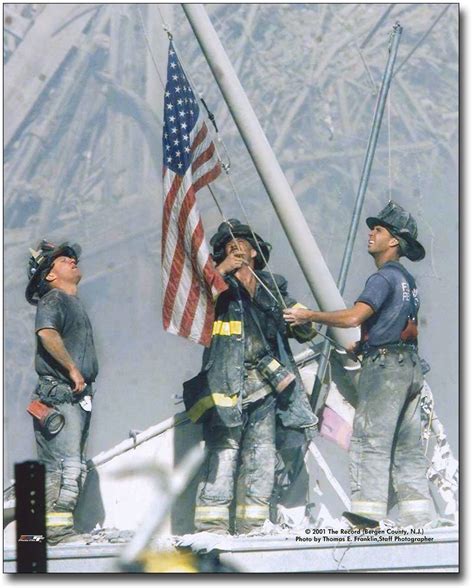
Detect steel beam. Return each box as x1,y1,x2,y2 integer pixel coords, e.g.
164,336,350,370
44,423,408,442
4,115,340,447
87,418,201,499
183,3,359,349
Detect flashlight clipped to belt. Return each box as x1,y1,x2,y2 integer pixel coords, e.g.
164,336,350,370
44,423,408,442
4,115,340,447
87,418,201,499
27,400,65,435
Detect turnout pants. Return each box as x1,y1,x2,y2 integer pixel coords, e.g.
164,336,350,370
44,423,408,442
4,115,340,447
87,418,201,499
349,348,432,527
195,396,276,535
32,386,91,544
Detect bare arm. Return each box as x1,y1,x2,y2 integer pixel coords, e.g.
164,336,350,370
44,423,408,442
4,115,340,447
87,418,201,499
283,302,374,329
37,328,86,393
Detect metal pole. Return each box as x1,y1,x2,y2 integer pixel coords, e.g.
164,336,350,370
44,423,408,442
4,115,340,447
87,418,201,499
338,22,403,292
312,23,403,410
182,3,359,351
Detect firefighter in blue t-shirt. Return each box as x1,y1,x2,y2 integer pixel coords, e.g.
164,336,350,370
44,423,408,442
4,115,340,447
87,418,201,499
283,201,432,528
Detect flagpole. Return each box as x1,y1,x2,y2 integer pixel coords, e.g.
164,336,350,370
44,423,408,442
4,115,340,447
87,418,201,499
182,3,359,352
312,23,403,411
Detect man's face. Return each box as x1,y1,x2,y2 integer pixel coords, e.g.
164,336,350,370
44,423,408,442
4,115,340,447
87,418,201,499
368,225,398,256
47,255,82,285
224,238,256,264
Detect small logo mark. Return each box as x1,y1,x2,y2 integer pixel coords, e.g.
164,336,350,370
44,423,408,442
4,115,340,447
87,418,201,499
18,535,45,542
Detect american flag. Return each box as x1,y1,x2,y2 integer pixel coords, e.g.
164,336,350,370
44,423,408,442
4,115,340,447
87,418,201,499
161,41,227,346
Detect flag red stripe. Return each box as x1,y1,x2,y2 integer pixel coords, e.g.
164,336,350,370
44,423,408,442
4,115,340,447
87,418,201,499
191,123,208,152
162,185,198,328
202,255,226,294
200,287,216,346
162,173,183,261
178,223,205,338
192,142,216,174
162,160,221,334
192,162,222,194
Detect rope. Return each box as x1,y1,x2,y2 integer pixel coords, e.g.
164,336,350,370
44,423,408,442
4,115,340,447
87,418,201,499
146,10,289,309
156,5,173,40
218,170,288,309
137,11,358,363
205,183,225,218
387,85,392,202
135,6,166,90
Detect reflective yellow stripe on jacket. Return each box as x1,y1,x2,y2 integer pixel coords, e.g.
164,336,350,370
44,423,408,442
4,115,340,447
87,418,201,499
187,393,239,423
212,320,242,337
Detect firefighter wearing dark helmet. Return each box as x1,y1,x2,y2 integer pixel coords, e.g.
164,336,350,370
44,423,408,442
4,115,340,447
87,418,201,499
183,219,318,535
284,202,433,528
25,240,98,544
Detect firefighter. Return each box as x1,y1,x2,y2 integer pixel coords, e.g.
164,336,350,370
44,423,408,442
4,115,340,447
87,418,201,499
284,202,432,527
25,240,99,544
184,219,318,534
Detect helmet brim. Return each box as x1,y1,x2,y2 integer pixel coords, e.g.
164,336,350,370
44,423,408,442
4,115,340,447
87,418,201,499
25,243,81,305
366,217,425,261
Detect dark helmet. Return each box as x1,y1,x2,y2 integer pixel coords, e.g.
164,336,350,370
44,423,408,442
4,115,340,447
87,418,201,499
25,240,82,305
366,201,425,262
210,219,271,270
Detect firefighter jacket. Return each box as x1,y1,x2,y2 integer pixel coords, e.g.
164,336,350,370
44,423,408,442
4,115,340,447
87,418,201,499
183,271,318,431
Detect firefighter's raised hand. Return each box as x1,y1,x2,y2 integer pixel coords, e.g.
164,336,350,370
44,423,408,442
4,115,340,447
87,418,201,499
216,250,246,276
69,366,86,393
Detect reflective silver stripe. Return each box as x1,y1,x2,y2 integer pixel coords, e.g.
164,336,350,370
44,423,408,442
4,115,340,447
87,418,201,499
398,499,432,515
351,500,386,519
194,505,229,521
235,504,269,520
46,511,73,528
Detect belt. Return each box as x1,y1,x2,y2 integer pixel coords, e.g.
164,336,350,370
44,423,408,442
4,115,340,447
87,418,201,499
39,375,95,386
363,342,417,359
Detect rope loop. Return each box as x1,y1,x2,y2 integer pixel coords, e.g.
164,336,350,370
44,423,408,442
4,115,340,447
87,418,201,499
162,24,173,41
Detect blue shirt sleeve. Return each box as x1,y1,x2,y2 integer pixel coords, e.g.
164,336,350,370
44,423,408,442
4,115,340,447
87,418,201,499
35,291,66,333
356,273,393,312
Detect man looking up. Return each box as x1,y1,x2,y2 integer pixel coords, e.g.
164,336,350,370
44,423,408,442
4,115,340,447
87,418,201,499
26,240,99,544
284,202,432,528
184,219,317,535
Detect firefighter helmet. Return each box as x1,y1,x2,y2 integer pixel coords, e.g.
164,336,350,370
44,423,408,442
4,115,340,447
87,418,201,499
366,201,425,261
25,240,82,305
210,219,271,270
